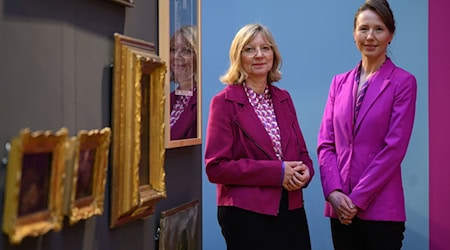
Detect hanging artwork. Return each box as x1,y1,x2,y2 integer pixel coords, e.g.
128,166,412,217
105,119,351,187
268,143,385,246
63,127,111,225
2,128,68,244
157,200,200,250
110,33,167,228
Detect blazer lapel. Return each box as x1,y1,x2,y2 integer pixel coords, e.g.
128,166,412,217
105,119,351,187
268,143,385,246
228,85,276,159
270,86,293,158
334,64,358,139
343,70,358,137
354,58,395,132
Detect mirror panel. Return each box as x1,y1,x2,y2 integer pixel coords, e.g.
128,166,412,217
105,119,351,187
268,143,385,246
159,0,202,148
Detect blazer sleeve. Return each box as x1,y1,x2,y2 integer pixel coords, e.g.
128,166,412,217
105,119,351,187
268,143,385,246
204,92,283,187
317,75,343,199
285,91,314,181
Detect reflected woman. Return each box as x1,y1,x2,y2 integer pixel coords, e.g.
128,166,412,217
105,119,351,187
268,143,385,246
169,25,198,140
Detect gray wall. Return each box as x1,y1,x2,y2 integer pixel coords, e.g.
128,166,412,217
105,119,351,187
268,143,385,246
0,0,202,249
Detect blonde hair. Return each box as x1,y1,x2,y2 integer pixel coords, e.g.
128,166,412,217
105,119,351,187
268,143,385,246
170,25,198,82
220,23,282,85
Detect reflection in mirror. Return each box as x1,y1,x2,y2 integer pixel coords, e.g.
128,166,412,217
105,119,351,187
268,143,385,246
169,25,198,140
160,0,202,148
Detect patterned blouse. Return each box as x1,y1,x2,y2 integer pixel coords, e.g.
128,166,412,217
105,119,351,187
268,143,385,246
170,94,192,127
244,83,283,160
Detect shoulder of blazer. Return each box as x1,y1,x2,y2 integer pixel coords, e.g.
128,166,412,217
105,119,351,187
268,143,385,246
191,89,198,104
212,84,246,103
218,84,247,104
268,83,290,102
333,63,360,90
389,65,416,83
378,59,417,90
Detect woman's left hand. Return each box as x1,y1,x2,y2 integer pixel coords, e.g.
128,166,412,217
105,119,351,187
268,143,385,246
286,163,310,191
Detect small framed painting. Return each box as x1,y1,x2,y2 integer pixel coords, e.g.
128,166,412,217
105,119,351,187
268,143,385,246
63,128,111,225
2,128,68,245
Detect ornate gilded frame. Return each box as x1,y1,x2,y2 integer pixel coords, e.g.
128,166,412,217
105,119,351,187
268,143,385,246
110,33,167,228
159,0,202,148
63,128,111,225
2,128,68,245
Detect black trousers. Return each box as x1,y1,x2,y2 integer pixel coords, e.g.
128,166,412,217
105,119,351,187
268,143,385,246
330,217,405,250
217,191,311,250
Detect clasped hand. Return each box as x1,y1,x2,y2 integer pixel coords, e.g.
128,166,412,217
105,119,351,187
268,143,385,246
282,161,310,191
327,190,358,225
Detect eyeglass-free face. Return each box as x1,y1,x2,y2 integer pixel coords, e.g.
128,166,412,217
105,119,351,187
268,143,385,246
354,9,393,61
241,33,274,80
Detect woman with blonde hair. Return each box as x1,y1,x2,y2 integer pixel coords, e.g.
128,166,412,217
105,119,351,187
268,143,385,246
169,25,198,140
205,23,313,250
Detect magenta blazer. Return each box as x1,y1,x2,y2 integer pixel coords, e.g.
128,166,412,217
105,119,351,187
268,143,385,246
317,58,417,221
205,83,313,216
170,89,198,140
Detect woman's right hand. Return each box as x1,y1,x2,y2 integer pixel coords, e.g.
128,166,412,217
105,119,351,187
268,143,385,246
327,190,358,225
282,161,309,191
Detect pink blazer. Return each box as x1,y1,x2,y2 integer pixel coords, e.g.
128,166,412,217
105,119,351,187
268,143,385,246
317,58,417,221
205,84,314,216
170,89,198,140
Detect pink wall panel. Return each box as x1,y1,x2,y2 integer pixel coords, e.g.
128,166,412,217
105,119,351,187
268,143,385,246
429,0,450,249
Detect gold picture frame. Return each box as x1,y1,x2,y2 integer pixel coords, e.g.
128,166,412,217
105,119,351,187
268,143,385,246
159,0,202,148
63,128,111,225
2,128,68,245
110,33,167,228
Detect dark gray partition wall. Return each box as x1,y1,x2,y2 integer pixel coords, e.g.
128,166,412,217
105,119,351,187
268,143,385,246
0,0,202,249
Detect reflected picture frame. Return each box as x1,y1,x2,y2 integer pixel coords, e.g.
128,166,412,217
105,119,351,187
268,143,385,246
2,128,68,245
159,0,202,148
63,127,111,225
110,33,167,228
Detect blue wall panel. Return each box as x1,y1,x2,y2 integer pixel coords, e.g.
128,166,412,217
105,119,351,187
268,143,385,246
202,1,428,249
